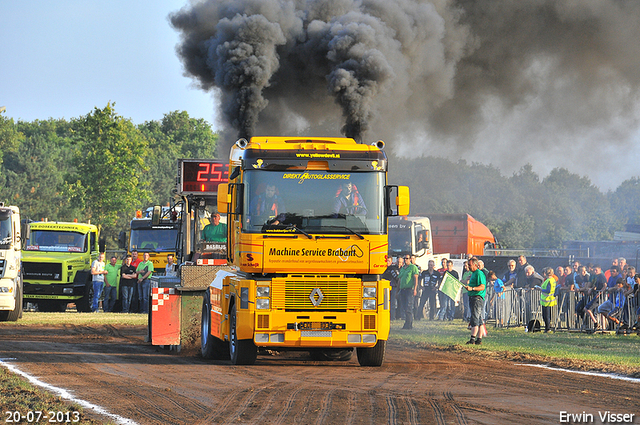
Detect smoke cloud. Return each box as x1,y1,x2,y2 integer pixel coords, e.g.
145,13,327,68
170,0,640,189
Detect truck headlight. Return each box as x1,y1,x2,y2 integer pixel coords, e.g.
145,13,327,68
256,298,270,310
256,286,270,298
363,287,376,298
362,299,376,310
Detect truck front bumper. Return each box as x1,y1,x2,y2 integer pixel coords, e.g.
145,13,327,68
0,294,16,311
23,282,85,301
249,310,389,348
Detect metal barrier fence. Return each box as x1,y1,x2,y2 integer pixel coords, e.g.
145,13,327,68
487,288,639,333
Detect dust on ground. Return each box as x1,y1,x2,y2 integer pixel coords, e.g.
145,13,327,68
1,324,638,425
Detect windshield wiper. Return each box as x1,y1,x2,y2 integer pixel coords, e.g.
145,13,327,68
285,225,313,239
320,226,365,239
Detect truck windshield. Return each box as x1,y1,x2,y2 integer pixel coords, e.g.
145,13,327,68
130,228,178,252
243,170,385,234
0,210,12,248
26,230,87,253
388,221,412,256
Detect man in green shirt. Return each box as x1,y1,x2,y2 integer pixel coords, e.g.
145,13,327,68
136,252,154,314
398,255,420,330
464,257,487,345
103,255,121,312
202,213,227,242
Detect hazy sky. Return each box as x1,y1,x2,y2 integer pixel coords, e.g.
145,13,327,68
0,1,214,124
2,1,640,192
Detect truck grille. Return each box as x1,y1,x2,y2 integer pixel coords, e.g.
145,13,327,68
272,275,361,310
23,262,63,281
0,260,5,278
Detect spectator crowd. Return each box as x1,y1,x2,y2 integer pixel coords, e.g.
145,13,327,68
382,254,640,339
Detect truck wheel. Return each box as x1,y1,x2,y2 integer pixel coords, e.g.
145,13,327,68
309,348,353,361
229,303,257,365
0,280,23,321
201,290,229,360
356,340,386,367
76,274,93,313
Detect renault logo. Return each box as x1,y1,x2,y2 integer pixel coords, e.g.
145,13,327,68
309,288,324,306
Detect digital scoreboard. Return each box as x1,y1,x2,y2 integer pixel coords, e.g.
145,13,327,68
178,159,229,195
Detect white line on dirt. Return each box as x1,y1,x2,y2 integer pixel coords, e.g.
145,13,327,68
517,363,640,383
0,359,139,425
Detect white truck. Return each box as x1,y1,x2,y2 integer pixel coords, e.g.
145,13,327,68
0,203,23,321
388,216,450,271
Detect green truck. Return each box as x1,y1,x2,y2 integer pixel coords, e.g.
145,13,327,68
22,221,102,312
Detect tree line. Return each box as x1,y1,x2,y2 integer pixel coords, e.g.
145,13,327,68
0,104,218,247
2,103,639,249
388,155,640,249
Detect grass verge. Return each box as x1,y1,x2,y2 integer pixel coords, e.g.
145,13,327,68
0,311,148,327
1,312,144,424
0,367,108,424
389,319,640,377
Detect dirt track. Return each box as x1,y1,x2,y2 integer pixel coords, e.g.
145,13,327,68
1,324,638,425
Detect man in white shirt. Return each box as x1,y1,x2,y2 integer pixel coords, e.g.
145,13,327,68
90,252,107,312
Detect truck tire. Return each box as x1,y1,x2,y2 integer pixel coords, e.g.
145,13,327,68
229,303,257,365
309,348,353,361
201,290,229,360
0,280,22,321
356,340,386,367
76,272,93,313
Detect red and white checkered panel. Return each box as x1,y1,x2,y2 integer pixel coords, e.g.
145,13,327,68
151,287,176,311
151,287,180,346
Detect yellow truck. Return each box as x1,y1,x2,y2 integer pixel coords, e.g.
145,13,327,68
120,206,182,271
22,221,101,312
0,203,22,321
200,136,409,366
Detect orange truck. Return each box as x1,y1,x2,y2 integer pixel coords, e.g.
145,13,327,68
428,213,496,257
388,213,495,268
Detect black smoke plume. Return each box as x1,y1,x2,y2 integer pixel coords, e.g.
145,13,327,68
171,1,640,189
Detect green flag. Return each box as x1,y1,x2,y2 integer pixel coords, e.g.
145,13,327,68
440,272,463,305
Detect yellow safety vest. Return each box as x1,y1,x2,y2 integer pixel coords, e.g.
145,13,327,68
540,277,557,307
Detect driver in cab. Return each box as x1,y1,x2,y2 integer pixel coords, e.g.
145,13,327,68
333,180,367,216
249,184,286,225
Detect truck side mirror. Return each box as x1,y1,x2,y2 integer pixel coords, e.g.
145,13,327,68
22,222,30,246
98,237,106,253
386,185,408,216
118,231,127,250
234,184,244,215
14,216,21,250
418,230,429,251
396,186,410,216
217,183,229,214
151,206,162,225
